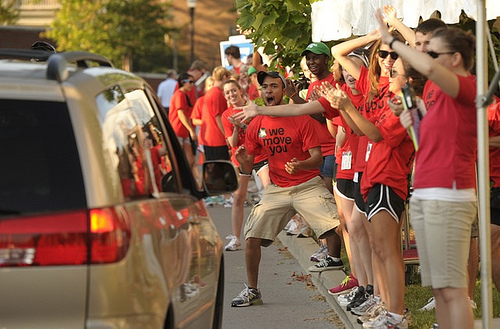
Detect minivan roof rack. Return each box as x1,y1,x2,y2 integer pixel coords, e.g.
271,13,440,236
0,49,114,82
46,51,113,82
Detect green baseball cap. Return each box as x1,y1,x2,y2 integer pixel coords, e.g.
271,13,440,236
301,42,330,58
248,66,257,76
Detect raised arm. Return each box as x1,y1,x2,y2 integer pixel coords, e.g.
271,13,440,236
383,5,415,47
375,9,461,98
232,100,326,122
331,30,380,80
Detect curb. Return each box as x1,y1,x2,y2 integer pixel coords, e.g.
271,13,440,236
278,231,359,329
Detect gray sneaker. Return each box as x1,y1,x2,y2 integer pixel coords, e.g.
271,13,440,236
351,295,381,316
308,256,344,272
231,284,263,307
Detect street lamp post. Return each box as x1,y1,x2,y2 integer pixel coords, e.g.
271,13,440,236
187,0,197,64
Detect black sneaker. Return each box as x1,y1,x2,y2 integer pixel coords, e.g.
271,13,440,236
345,285,365,311
307,256,344,272
231,284,263,307
346,292,368,311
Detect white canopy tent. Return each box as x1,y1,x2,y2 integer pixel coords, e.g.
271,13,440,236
311,1,500,328
311,0,500,41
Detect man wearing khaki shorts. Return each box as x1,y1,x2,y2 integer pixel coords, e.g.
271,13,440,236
230,71,340,307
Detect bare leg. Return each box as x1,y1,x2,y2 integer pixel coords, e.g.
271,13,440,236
334,189,356,278
491,224,500,291
434,287,473,329
467,237,479,299
246,237,262,288
370,211,405,314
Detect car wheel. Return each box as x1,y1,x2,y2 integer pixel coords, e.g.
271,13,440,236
212,257,224,329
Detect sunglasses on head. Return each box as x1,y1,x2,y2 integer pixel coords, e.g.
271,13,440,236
378,49,399,60
182,79,194,83
427,51,455,59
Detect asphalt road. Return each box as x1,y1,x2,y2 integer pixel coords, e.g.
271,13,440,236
207,203,343,329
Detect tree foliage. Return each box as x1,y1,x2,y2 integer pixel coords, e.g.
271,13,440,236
46,0,176,70
0,0,19,25
235,0,313,72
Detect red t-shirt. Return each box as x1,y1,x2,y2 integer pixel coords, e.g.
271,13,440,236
306,73,337,157
248,83,260,100
361,105,415,201
414,75,477,189
175,83,196,106
200,86,228,147
222,106,267,166
191,95,206,145
335,84,365,180
489,100,500,187
354,66,390,173
245,115,322,187
169,89,193,138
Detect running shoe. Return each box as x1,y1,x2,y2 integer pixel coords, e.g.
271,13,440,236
362,311,408,329
308,256,343,272
328,275,359,295
310,244,328,262
231,284,263,307
224,235,241,251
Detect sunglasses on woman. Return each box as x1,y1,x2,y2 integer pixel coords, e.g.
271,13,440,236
378,49,399,60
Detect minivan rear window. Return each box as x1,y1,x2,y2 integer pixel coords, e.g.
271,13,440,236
0,100,86,217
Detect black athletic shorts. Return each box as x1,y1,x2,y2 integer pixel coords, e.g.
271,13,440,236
334,178,354,200
353,172,366,214
252,159,269,173
366,184,405,222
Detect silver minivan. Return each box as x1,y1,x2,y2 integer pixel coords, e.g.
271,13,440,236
0,50,237,328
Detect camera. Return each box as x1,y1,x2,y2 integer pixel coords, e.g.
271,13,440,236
294,72,310,91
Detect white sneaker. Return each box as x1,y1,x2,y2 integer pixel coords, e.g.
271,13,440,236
224,235,241,251
286,220,299,235
418,296,435,311
363,311,408,329
223,196,233,208
310,244,328,262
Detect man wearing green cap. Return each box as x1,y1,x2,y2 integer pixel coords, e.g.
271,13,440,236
289,41,345,273
247,66,260,100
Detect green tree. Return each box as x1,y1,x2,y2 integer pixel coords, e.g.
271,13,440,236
46,0,176,71
0,0,19,25
236,0,313,72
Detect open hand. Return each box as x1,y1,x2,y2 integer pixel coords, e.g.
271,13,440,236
232,101,258,122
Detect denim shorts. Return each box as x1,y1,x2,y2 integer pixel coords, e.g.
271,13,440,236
320,155,335,178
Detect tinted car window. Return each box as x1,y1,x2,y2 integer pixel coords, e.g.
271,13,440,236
0,100,86,216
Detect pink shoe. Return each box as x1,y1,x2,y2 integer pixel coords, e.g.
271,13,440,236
328,275,359,295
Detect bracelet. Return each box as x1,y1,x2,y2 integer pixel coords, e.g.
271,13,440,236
239,168,252,175
239,172,252,177
389,37,398,49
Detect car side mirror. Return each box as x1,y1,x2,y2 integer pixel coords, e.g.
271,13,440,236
202,161,239,195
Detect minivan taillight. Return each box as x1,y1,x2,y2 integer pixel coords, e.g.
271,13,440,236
0,207,130,267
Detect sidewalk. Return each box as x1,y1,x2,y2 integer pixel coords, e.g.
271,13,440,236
278,230,359,329
278,230,500,329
